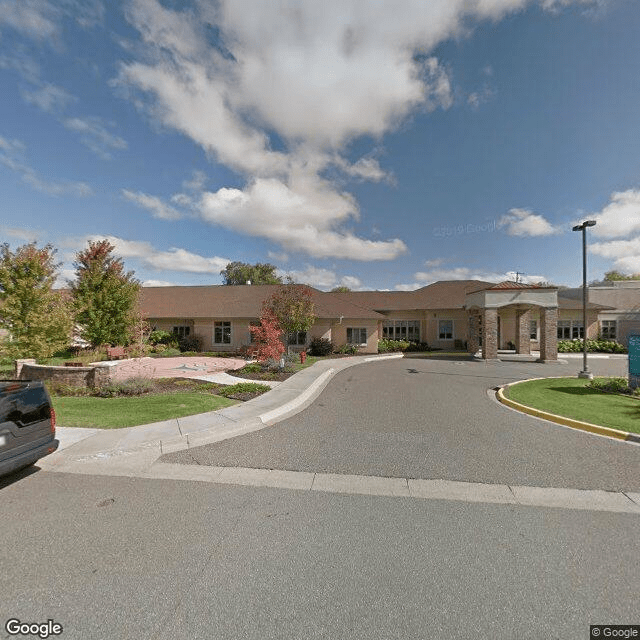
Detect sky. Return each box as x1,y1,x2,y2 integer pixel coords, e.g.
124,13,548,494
0,0,639,291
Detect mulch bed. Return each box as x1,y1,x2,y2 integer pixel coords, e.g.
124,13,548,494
227,369,294,382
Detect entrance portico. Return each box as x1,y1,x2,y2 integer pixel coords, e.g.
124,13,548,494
465,283,559,362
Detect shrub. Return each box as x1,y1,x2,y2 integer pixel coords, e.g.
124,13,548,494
335,344,358,355
309,337,333,356
46,382,92,397
155,347,181,357
238,362,263,373
217,382,271,397
148,330,175,346
178,334,204,353
587,377,640,396
95,376,154,397
377,338,410,353
557,339,626,353
404,341,431,352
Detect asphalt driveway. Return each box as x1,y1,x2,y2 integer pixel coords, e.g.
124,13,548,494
162,356,640,491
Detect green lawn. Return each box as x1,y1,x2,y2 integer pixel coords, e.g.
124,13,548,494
52,392,238,428
505,377,640,434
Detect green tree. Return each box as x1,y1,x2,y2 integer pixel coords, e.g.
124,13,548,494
604,270,640,281
330,285,352,293
220,261,283,285
0,242,74,359
71,239,141,347
264,285,316,352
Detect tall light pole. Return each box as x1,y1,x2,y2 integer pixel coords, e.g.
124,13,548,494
572,220,597,379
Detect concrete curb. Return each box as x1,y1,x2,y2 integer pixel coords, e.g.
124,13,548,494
47,353,406,468
496,378,640,445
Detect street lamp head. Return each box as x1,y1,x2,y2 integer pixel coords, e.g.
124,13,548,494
572,220,597,231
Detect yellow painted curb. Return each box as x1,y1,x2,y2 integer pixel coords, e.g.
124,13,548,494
496,379,639,443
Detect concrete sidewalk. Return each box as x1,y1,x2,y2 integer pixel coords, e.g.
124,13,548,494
41,354,404,477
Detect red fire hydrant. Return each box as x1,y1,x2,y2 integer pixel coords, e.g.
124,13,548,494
300,351,307,364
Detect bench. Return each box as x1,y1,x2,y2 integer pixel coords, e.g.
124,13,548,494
106,346,127,360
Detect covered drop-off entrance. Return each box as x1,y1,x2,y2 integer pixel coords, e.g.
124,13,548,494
465,283,559,362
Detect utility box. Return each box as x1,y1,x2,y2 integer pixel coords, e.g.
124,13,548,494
628,334,640,389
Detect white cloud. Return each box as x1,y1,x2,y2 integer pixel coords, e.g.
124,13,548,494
278,264,364,290
198,177,407,260
267,251,289,264
142,279,176,287
412,265,547,285
116,0,594,260
82,235,230,275
588,189,640,239
0,137,92,197
0,0,59,39
122,189,183,220
0,0,104,40
0,224,41,243
20,83,75,113
498,208,560,236
64,117,128,160
182,170,207,192
590,236,640,274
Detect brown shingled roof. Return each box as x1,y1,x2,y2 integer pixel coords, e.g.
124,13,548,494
481,281,556,290
331,280,496,311
139,284,385,320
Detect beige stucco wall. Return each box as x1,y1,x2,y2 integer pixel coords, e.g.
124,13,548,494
424,309,468,349
330,319,380,354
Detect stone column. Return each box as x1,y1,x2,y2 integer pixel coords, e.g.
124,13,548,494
467,312,480,354
14,359,36,378
481,308,498,360
515,309,531,355
539,307,558,362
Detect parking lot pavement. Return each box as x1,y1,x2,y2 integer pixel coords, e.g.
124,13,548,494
161,356,640,492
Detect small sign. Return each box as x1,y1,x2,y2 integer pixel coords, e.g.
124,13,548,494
628,334,640,389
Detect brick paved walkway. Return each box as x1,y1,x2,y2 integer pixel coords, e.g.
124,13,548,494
108,357,247,382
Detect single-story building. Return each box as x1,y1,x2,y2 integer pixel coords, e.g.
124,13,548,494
138,279,633,361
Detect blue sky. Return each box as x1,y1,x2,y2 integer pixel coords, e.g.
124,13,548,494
1,0,639,290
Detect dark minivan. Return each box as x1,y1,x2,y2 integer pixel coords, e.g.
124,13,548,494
0,380,58,476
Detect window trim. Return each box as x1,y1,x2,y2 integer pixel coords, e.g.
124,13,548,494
172,325,191,338
600,319,617,341
346,327,367,346
213,320,232,345
529,319,538,341
382,320,420,342
438,319,454,341
557,319,584,340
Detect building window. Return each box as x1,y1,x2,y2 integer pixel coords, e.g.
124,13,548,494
346,328,367,345
288,331,307,346
530,319,538,341
382,320,420,342
557,320,583,340
601,320,617,340
214,321,231,344
438,319,453,340
172,325,190,338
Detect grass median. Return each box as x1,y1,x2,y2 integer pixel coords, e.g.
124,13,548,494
52,392,239,428
505,377,640,434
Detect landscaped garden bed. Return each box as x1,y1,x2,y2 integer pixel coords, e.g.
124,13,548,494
48,377,271,428
504,377,640,434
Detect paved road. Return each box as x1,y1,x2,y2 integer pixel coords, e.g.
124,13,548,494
162,357,640,491
1,468,638,640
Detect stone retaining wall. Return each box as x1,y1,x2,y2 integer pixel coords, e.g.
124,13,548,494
15,359,111,389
